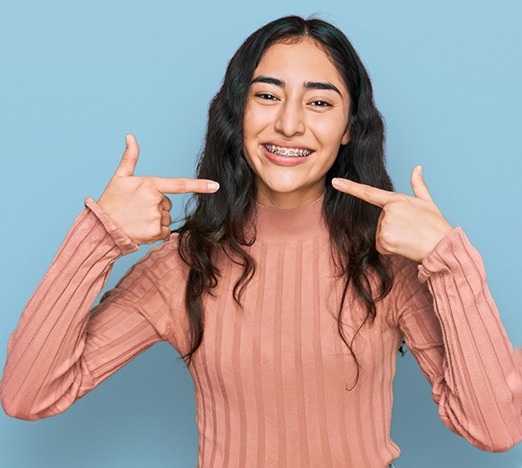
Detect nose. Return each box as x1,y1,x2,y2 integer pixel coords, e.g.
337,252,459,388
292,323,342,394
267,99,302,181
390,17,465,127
274,100,305,137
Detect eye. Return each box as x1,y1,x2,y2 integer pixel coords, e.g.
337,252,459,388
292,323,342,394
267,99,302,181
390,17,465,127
255,93,279,101
309,100,332,108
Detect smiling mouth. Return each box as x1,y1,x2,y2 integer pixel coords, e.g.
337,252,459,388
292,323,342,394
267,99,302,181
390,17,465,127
264,144,313,158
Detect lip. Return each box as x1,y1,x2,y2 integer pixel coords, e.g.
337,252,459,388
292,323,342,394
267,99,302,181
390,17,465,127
260,143,314,167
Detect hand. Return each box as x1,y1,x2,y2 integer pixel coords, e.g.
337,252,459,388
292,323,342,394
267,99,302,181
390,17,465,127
97,134,219,245
332,166,453,262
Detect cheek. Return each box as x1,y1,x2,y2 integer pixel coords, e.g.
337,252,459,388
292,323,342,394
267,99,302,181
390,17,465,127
315,118,348,148
243,99,257,136
244,104,276,137
243,108,252,138
241,130,257,168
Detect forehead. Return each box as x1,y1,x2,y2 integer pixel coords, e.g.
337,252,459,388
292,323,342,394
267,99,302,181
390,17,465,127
254,37,345,86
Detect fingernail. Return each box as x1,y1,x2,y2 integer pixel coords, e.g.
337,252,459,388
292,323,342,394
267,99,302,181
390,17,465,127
125,134,130,147
332,178,345,187
417,165,423,176
208,181,220,190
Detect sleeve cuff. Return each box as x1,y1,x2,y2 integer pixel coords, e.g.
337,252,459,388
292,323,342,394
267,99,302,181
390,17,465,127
84,197,139,255
417,227,470,283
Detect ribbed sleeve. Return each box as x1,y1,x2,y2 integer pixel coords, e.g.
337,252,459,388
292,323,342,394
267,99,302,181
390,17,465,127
0,199,182,420
396,227,522,452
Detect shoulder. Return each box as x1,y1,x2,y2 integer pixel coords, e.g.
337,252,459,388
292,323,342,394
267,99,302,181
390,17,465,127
136,232,185,266
116,233,190,292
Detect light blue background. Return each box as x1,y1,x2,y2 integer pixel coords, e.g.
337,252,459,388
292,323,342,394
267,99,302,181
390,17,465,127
1,1,521,467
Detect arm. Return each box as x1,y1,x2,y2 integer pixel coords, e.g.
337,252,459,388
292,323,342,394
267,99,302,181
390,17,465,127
333,166,522,450
1,135,218,420
0,200,168,420
395,228,522,451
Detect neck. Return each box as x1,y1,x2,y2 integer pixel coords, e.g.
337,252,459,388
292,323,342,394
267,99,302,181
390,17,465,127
254,187,326,210
253,194,328,242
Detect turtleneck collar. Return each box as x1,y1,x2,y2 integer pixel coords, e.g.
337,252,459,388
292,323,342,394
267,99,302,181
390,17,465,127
251,194,329,242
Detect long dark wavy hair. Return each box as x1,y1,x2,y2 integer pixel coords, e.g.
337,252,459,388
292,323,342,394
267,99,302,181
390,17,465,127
177,16,395,385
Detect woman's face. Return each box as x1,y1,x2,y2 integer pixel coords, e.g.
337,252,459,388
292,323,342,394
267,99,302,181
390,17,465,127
243,37,351,209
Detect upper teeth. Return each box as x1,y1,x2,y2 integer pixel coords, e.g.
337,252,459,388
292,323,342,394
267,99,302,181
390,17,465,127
264,144,312,157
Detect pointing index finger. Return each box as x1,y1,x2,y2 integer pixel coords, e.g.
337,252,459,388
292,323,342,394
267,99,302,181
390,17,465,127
332,178,395,208
151,177,220,194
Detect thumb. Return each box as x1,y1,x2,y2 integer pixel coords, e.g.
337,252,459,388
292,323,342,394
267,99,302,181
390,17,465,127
114,134,140,177
410,165,433,202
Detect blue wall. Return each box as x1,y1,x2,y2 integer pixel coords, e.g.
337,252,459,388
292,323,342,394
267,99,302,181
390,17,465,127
1,1,521,466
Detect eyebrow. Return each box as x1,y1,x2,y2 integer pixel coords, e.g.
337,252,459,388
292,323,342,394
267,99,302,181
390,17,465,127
305,81,342,96
251,75,343,97
251,76,284,87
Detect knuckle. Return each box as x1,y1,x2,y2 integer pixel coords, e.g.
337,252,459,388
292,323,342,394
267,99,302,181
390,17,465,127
161,227,171,240
162,196,173,210
376,239,394,256
147,224,162,240
151,212,162,224
140,178,155,191
382,203,397,216
378,229,394,249
380,230,392,245
361,188,373,200
178,179,187,192
375,241,387,255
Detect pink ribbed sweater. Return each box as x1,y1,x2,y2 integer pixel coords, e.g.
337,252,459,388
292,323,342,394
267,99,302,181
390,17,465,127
1,196,521,467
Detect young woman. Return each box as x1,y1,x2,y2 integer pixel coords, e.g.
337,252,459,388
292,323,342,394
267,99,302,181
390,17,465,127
1,16,521,468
